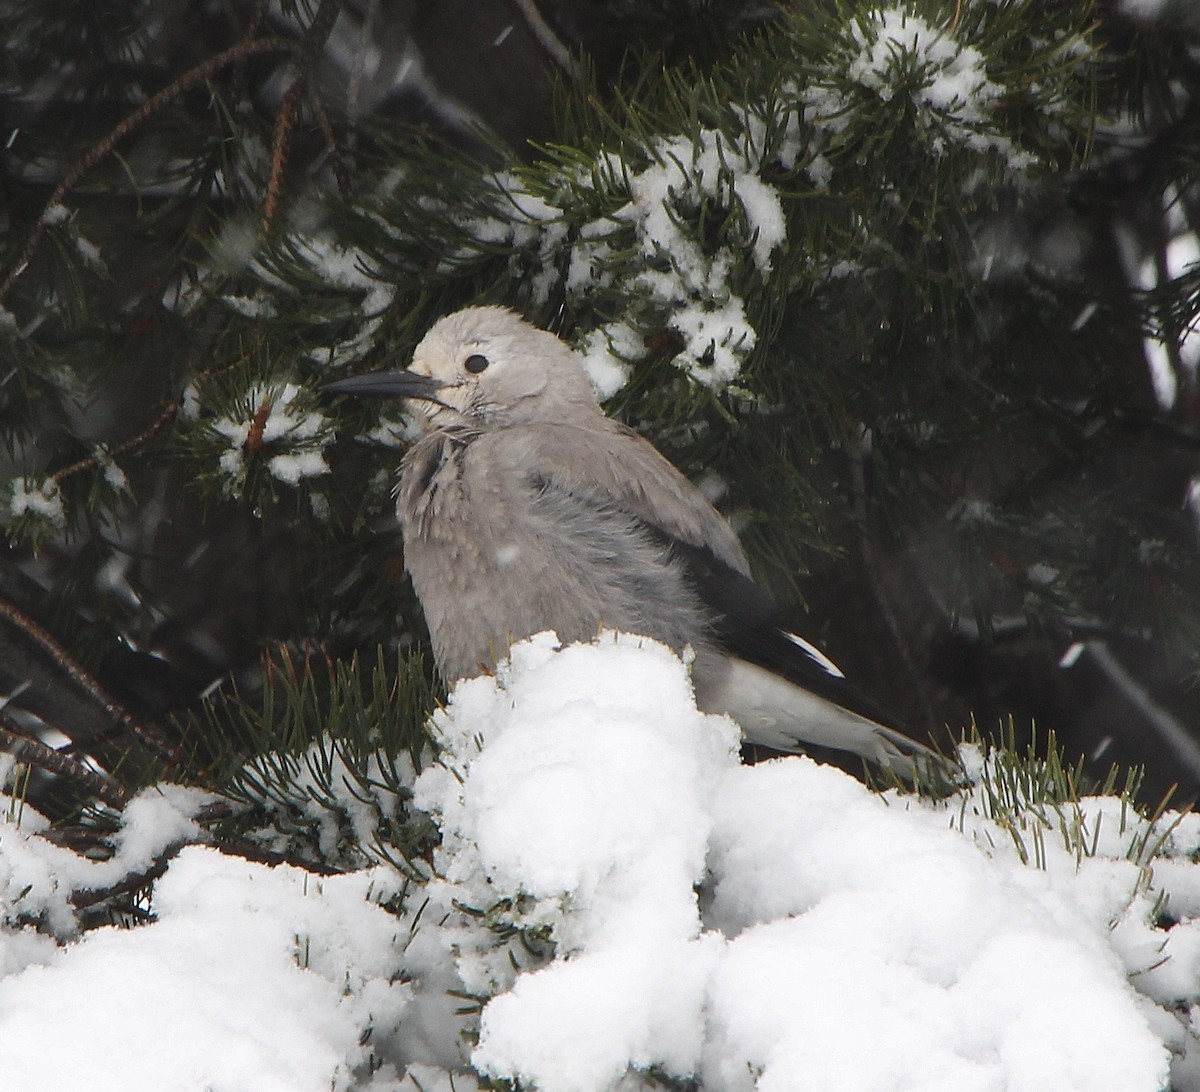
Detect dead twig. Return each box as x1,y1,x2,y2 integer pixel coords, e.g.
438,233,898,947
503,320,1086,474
512,0,583,85
0,716,131,809
51,401,181,485
0,34,304,308
0,599,181,767
262,0,348,232
263,73,306,232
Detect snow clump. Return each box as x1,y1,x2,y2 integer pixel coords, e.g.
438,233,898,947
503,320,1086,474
463,122,791,393
210,381,333,493
2,636,1197,1090
412,631,1181,1092
805,6,1036,169
7,476,66,531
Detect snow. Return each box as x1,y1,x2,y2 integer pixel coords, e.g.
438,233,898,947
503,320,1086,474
606,128,784,387
624,131,785,277
703,762,1169,1092
7,475,66,530
0,847,412,1092
805,6,1038,169
842,8,1002,134
412,633,1181,1091
179,381,201,418
223,294,275,319
37,200,105,269
455,124,789,394
2,635,1198,1089
209,382,332,492
39,202,69,225
454,170,568,308
575,324,634,399
269,449,332,486
92,444,130,491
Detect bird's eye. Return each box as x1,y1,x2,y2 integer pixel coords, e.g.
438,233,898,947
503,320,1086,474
464,353,490,374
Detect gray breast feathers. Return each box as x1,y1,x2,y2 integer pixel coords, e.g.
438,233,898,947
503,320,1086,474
396,429,713,681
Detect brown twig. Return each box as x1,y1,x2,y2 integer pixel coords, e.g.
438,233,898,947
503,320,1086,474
0,716,131,808
69,848,181,910
51,401,181,485
262,0,347,232
65,836,348,911
214,840,346,876
58,805,347,913
0,34,304,309
263,73,306,232
948,0,964,35
0,599,181,767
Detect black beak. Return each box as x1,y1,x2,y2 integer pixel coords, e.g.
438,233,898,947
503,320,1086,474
322,370,445,402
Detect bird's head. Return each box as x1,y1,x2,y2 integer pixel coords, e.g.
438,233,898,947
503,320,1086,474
324,306,599,430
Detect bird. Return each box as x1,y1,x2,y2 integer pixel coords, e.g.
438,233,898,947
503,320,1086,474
325,305,945,778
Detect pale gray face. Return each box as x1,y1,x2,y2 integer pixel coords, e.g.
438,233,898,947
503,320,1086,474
324,306,599,430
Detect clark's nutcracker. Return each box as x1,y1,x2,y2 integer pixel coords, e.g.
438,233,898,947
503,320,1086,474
326,306,943,777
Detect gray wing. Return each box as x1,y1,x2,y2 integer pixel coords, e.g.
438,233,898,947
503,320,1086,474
511,419,752,576
508,422,949,778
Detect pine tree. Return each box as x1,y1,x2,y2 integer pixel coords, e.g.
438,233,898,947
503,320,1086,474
2,0,1200,1081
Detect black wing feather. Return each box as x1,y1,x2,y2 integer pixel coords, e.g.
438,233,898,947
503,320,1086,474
528,465,912,737
660,536,909,733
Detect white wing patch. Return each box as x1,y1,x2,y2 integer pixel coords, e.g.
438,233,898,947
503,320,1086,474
783,631,845,678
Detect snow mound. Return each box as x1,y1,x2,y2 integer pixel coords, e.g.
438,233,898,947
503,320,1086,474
0,846,412,1092
0,633,1191,1091
414,631,1173,1092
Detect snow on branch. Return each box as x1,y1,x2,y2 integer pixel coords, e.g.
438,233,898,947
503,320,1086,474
1,635,1197,1088
412,633,1187,1092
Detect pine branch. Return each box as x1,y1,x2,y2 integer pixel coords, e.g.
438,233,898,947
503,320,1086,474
50,402,181,486
0,33,305,307
264,75,306,232
184,644,436,873
263,0,349,231
0,716,130,809
0,599,180,769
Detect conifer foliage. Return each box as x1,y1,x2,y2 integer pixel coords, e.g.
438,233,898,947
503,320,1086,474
1,0,1200,1083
